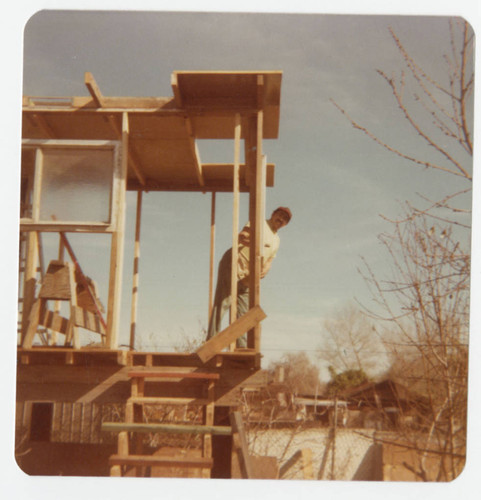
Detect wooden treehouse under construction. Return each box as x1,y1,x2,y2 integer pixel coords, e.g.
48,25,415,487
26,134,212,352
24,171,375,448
16,71,283,478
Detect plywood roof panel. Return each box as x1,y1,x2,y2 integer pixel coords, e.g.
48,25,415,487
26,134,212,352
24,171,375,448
22,71,282,191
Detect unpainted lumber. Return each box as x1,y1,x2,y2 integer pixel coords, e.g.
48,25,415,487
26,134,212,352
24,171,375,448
106,113,128,348
102,422,232,436
72,306,106,336
128,371,220,380
196,306,266,363
109,454,213,469
129,190,143,350
128,396,210,406
208,192,216,320
229,113,241,351
230,411,254,479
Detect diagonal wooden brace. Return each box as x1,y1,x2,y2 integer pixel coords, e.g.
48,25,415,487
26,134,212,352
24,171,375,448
196,305,266,363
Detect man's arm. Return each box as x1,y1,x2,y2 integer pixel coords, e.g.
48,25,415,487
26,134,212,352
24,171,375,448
261,256,274,278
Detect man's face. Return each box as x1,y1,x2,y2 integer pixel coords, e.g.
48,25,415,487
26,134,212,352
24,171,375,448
271,210,290,231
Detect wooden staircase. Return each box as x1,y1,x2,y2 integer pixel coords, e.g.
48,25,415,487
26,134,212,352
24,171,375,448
103,369,225,478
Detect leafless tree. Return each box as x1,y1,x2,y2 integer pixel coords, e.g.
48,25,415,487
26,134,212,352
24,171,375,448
332,18,473,225
268,352,322,397
319,303,389,380
333,19,473,481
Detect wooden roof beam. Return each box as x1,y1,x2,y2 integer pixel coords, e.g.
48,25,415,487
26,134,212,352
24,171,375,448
84,72,146,187
171,73,183,108
26,113,56,138
185,118,204,187
172,72,204,187
256,74,265,110
84,71,106,108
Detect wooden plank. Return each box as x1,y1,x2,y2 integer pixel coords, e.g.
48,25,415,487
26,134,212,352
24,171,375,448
20,221,113,233
21,231,39,338
65,262,79,348
208,192,216,320
229,113,241,351
250,456,279,479
170,73,183,107
184,118,204,187
128,371,220,380
22,138,118,149
129,191,143,350
230,411,254,479
109,454,213,469
27,113,56,138
75,370,126,404
102,422,232,436
279,448,314,479
248,104,264,350
279,450,303,478
40,309,69,335
72,306,106,335
203,379,215,478
22,299,43,349
301,448,314,480
21,148,42,339
106,113,128,348
84,72,106,108
196,306,266,363
128,396,210,406
118,431,129,455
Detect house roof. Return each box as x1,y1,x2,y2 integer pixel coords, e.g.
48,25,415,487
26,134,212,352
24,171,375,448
339,379,414,403
22,71,282,193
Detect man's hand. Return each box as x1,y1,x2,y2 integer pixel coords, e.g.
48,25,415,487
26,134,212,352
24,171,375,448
260,257,273,278
238,227,251,246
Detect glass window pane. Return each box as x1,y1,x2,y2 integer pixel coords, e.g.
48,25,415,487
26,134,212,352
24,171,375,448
39,148,114,223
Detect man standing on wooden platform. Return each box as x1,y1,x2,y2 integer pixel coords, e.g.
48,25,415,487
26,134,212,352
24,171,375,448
206,207,292,347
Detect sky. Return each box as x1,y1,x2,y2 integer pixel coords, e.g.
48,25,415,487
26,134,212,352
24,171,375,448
2,1,481,498
9,6,478,378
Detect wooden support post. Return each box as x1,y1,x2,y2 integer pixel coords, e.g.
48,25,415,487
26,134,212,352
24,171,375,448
301,448,314,480
208,192,216,321
230,411,253,479
50,237,66,346
229,113,241,351
202,379,215,478
21,231,39,341
106,113,128,349
64,262,79,348
22,298,43,348
247,92,265,350
21,148,42,340
129,190,143,351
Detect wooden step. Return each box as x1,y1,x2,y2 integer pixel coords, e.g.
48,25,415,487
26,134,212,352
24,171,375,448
102,422,232,436
128,396,210,406
109,454,213,469
128,370,220,380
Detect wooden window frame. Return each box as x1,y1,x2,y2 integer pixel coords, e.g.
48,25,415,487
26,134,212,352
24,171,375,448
20,139,122,234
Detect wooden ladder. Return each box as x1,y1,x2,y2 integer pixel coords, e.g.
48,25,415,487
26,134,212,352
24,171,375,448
105,369,224,478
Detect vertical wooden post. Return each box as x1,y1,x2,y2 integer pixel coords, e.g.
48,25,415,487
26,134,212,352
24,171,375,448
21,148,43,340
65,262,79,348
129,190,143,351
202,379,215,478
50,237,66,346
106,113,128,349
247,77,265,350
230,113,241,351
21,232,38,341
208,192,216,321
